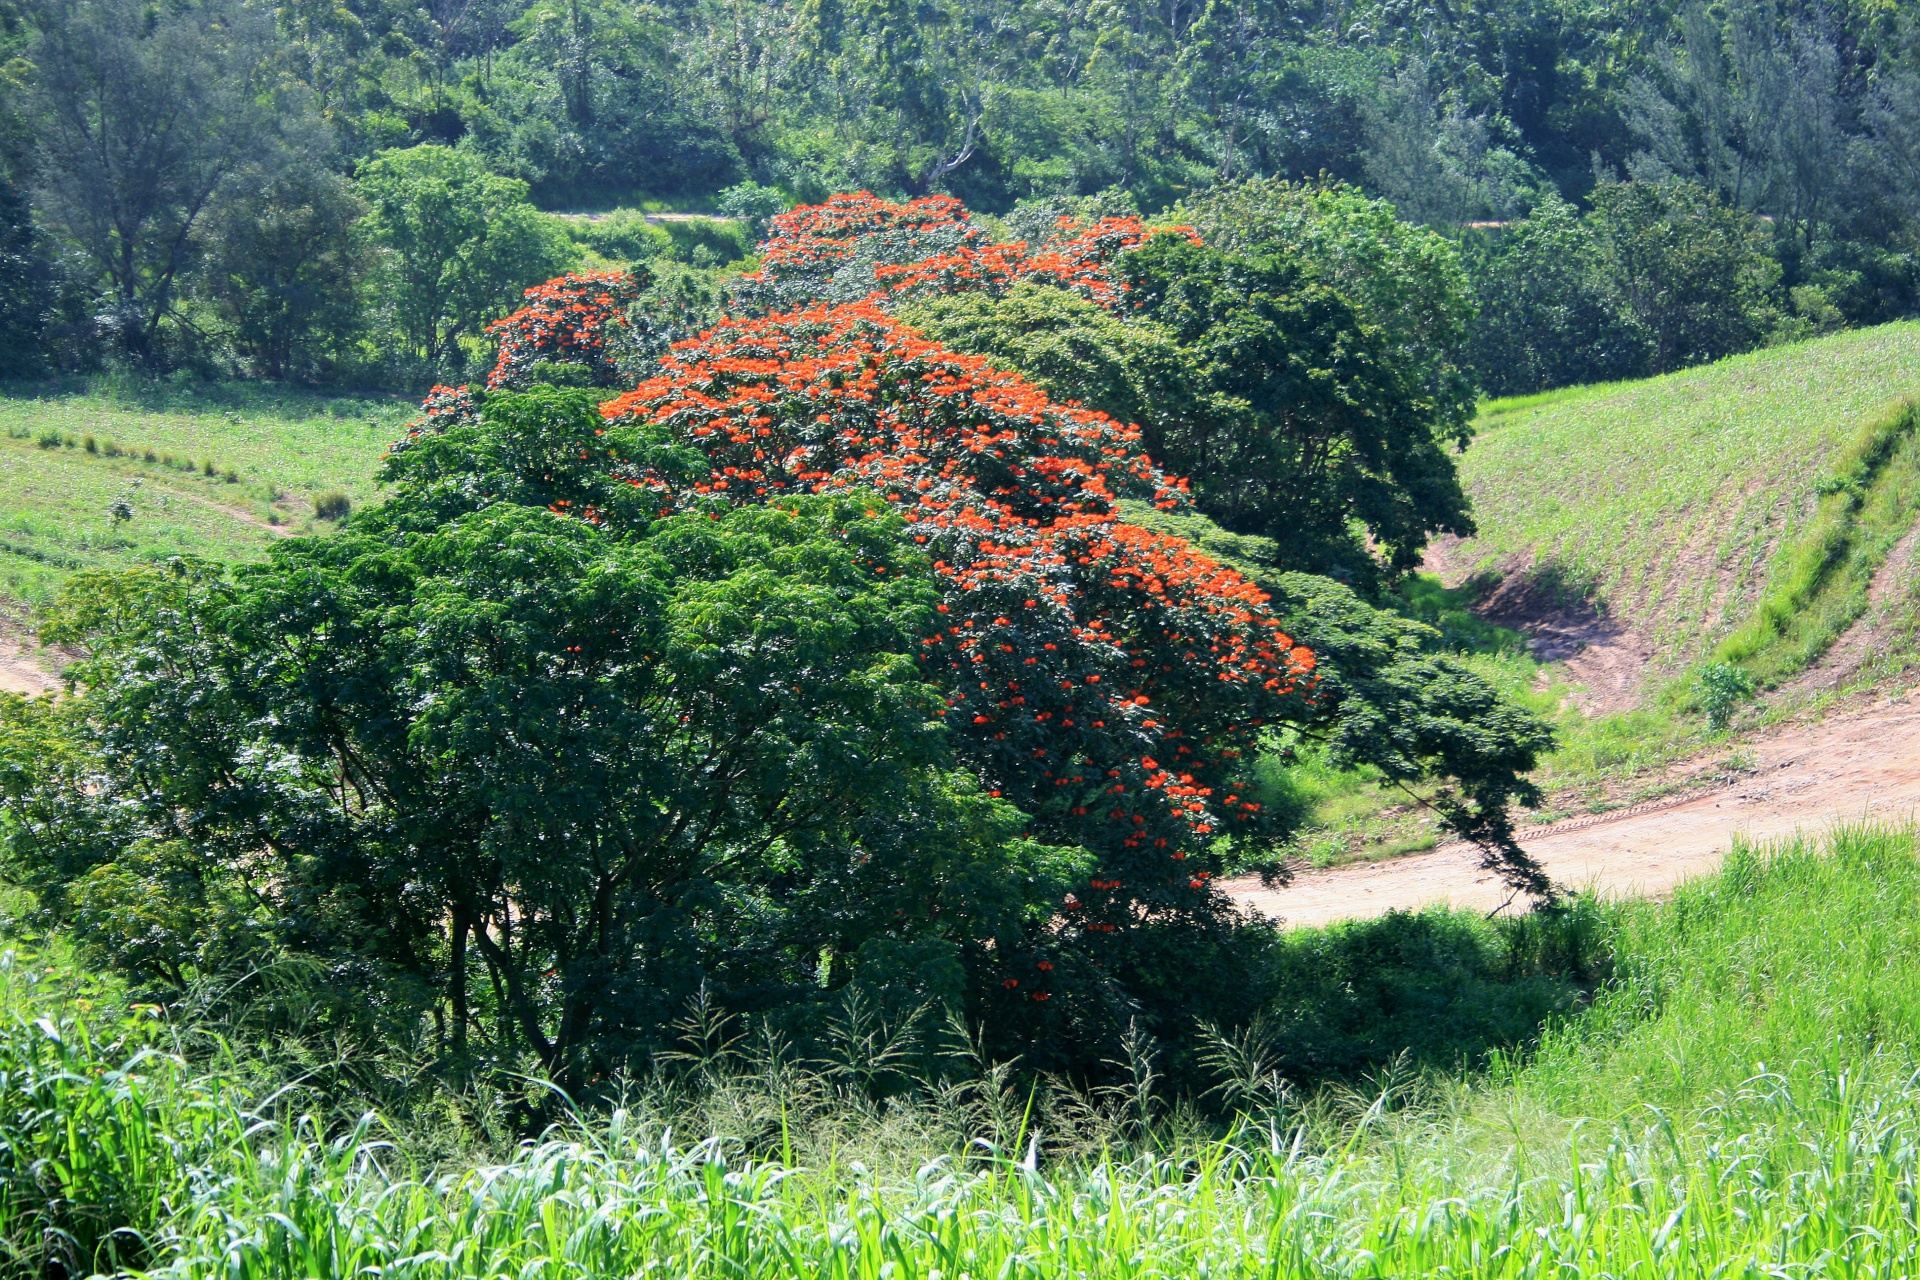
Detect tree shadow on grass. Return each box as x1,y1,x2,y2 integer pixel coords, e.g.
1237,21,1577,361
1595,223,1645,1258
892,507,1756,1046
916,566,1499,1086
1253,901,1609,1084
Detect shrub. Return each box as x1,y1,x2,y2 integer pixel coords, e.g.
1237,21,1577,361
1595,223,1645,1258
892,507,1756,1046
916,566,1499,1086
570,208,673,264
1698,661,1756,729
657,216,751,266
716,179,789,239
312,489,351,521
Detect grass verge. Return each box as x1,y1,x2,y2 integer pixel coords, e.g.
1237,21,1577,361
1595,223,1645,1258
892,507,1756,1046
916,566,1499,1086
6,824,1920,1276
1713,396,1920,683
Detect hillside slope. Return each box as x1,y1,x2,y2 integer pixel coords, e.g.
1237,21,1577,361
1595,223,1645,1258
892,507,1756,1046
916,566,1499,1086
0,384,405,687
1432,322,1920,701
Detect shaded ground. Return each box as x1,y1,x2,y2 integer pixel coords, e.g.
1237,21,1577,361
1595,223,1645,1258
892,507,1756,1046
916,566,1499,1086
1422,539,1658,715
1227,691,1920,926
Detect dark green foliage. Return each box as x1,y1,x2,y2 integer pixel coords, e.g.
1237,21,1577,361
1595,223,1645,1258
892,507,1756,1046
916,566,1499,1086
198,165,371,381
0,176,48,377
312,489,351,521
472,0,743,203
28,0,285,368
1178,180,1480,450
1588,180,1781,375
4,0,1915,385
1466,179,1799,393
1262,570,1554,893
1120,235,1475,580
1251,902,1604,1081
14,391,1067,1083
1465,194,1652,396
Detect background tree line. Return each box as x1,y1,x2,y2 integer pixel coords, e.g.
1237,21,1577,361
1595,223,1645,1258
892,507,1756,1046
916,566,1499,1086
0,0,1911,390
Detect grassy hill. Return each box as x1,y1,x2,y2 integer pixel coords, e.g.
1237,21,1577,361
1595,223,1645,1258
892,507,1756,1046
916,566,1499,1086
0,382,408,614
1444,322,1920,688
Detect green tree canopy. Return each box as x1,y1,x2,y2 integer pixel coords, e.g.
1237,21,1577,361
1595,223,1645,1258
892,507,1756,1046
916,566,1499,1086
1463,192,1653,396
1179,180,1480,449
356,145,575,370
911,240,1477,582
17,391,1061,1082
1588,178,1782,373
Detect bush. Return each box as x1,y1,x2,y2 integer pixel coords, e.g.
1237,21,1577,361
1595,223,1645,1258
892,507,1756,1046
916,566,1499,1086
657,216,751,265
1697,661,1756,729
716,180,789,240
312,489,350,521
570,209,673,264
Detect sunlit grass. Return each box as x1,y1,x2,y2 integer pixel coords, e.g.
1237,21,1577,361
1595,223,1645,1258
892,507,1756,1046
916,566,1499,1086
1454,322,1920,675
0,380,407,610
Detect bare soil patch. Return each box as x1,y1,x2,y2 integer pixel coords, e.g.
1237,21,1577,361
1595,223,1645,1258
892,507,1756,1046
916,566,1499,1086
1422,539,1657,715
0,615,57,695
1227,690,1920,927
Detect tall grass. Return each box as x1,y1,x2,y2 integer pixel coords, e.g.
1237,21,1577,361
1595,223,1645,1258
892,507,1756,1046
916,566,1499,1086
9,824,1920,1276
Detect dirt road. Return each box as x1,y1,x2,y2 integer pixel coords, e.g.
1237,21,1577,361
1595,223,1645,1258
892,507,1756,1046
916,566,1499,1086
1227,692,1920,927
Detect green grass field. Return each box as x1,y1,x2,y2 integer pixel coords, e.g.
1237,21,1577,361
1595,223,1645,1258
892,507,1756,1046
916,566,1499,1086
1453,322,1920,675
0,381,410,613
7,823,1920,1277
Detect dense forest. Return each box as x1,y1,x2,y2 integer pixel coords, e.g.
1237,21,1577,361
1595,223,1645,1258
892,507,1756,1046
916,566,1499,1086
0,0,1916,391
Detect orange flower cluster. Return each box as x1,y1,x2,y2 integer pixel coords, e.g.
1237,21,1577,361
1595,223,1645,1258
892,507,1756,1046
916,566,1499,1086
486,270,644,390
742,193,1197,315
874,215,1200,310
398,382,483,446
599,301,1316,926
755,191,981,274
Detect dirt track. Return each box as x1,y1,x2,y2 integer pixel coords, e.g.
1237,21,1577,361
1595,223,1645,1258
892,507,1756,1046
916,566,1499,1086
1227,692,1920,927
0,621,55,696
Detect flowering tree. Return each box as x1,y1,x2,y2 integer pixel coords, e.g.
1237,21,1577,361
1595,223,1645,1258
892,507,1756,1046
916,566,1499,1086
596,302,1317,929
737,190,1197,315
407,195,1550,924
485,269,647,390
398,268,648,441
